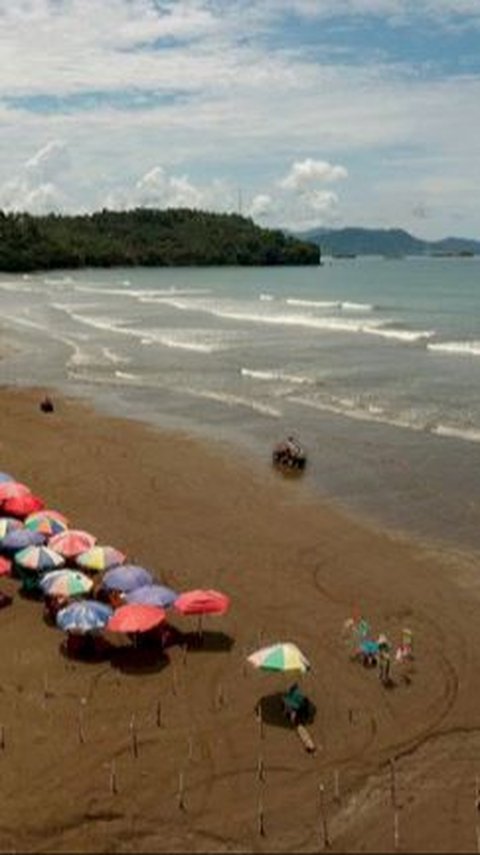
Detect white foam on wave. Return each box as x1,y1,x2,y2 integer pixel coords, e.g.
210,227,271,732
290,394,424,432
259,293,274,301
156,335,222,353
341,301,374,311
241,368,314,385
182,387,281,418
102,347,130,365
158,297,432,343
286,298,341,309
427,340,480,357
432,424,480,443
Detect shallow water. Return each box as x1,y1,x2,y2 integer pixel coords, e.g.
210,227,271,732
2,258,480,550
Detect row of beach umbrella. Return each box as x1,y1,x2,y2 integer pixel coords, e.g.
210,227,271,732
0,469,231,640
1,468,311,685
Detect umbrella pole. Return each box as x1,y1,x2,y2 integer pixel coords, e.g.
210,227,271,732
197,614,204,643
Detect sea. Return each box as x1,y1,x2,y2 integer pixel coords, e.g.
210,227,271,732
1,256,480,552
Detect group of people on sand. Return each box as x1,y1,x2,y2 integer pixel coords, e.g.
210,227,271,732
343,617,414,687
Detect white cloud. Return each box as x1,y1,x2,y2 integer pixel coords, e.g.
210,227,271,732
248,194,273,218
279,158,348,191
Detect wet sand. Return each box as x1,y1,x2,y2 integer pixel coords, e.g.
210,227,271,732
1,385,480,853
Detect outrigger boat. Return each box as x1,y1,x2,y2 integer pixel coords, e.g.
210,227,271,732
272,436,307,472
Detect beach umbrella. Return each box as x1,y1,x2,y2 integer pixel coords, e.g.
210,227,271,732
15,545,65,572
1,528,46,553
0,517,24,540
40,569,93,598
125,584,178,608
76,545,126,573
0,481,31,502
3,493,45,518
49,530,97,559
102,564,153,593
25,510,69,538
56,600,113,634
174,589,230,616
0,472,15,483
0,556,12,576
107,603,166,634
247,643,310,674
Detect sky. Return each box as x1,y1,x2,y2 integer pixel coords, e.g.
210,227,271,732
0,0,479,239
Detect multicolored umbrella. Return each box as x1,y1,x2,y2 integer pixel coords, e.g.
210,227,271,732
247,643,310,674
40,569,93,598
102,564,153,593
76,545,126,573
0,517,24,540
25,510,69,538
1,528,46,553
15,545,65,572
56,600,113,634
107,603,166,634
49,530,97,559
174,589,230,616
125,584,178,608
3,493,45,518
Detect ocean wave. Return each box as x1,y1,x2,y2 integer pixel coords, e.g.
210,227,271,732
241,368,314,385
182,387,281,418
432,424,480,443
286,298,341,309
427,340,480,357
157,298,431,342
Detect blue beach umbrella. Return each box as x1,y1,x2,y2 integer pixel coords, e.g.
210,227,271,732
125,584,178,608
102,564,153,593
1,528,46,553
56,600,113,634
0,472,15,483
15,545,65,572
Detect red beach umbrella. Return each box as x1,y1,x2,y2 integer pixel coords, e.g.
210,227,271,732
0,556,12,577
107,603,166,634
2,493,45,518
49,530,97,559
0,482,32,503
174,589,230,616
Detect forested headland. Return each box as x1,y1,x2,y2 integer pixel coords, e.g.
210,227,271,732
0,208,320,272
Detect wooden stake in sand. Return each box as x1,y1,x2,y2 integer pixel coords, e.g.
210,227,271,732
77,709,85,745
109,760,118,795
319,783,331,849
333,769,340,803
177,769,186,811
156,699,162,728
393,808,400,851
257,792,265,837
129,714,138,759
256,702,264,741
389,758,397,809
257,752,265,783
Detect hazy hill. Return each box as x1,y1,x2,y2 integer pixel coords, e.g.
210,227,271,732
295,226,480,256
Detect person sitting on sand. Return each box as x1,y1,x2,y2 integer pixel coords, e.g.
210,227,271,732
282,683,310,726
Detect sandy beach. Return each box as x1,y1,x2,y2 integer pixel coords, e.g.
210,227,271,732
1,385,480,853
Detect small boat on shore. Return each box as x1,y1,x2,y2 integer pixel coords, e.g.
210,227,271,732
272,436,307,473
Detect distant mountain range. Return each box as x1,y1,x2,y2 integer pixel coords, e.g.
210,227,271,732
293,226,480,257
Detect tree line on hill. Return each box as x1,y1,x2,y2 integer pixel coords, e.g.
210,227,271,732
0,208,320,272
